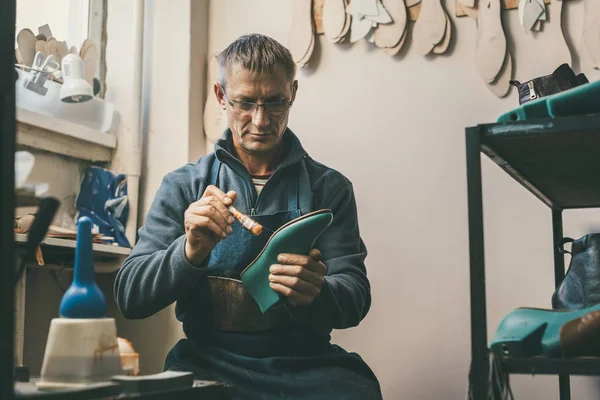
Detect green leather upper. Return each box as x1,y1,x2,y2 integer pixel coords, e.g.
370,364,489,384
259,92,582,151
497,79,600,122
490,303,600,357
240,210,334,313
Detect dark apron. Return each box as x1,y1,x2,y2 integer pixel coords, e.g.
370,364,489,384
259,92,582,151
205,158,301,332
207,157,302,277
166,158,383,400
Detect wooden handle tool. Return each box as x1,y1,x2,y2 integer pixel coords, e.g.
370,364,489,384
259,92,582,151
229,206,263,236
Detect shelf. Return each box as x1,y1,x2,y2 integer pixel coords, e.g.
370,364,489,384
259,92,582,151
14,233,130,273
16,107,117,162
15,381,121,399
15,379,232,399
14,233,130,257
502,356,600,376
476,114,600,210
15,188,41,207
465,114,600,399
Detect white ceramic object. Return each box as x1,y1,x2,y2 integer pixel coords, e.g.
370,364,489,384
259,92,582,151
37,318,123,389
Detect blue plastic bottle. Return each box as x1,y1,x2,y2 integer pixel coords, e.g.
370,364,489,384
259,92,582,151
59,216,107,318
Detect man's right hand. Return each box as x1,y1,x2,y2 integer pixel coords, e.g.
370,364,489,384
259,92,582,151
184,185,237,265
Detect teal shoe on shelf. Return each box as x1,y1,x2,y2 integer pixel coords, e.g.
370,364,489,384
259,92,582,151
498,79,600,122
241,209,334,313
491,303,600,358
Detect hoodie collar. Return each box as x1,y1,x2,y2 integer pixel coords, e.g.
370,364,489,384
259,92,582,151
214,128,308,173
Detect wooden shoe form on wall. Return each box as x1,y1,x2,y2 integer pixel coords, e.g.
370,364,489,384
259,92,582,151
413,0,447,56
582,0,600,69
461,1,512,98
432,13,452,54
486,52,512,98
545,0,572,68
323,0,348,42
375,0,407,49
383,28,408,56
476,0,507,83
289,0,315,67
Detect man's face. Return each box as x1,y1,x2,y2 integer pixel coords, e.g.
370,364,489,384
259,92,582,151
215,64,297,155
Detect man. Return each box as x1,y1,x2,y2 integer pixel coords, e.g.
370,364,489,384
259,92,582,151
114,34,381,400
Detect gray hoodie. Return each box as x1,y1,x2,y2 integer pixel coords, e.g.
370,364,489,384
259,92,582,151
114,128,372,344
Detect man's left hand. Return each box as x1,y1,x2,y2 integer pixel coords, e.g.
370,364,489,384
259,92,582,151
269,249,327,307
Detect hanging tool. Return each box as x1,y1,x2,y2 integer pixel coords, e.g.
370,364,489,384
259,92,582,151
15,196,60,285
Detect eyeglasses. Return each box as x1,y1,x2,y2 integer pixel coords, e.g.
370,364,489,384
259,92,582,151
223,91,292,115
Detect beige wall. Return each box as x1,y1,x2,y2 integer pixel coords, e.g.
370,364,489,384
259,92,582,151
206,1,600,399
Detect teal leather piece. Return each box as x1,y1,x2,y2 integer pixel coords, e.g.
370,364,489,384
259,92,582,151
490,303,600,357
240,209,334,313
497,79,600,122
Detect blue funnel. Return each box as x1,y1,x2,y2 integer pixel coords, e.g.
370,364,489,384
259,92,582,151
59,217,107,318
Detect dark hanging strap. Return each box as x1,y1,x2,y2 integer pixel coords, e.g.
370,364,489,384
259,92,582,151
558,237,574,255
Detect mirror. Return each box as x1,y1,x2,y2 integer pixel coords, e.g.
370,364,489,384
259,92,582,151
15,0,107,97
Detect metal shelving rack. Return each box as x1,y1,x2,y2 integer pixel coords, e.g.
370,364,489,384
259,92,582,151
466,114,600,400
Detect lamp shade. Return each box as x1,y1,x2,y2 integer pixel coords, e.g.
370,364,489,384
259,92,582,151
60,54,93,103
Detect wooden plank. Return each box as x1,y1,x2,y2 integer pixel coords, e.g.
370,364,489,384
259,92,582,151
455,0,551,18
313,0,325,34
17,122,113,162
16,108,116,148
16,108,116,162
408,4,420,21
15,233,132,257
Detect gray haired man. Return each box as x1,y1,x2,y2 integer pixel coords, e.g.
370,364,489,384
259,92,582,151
114,34,381,400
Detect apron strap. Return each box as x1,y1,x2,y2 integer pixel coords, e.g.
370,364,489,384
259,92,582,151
289,166,299,211
210,157,221,187
297,158,312,213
